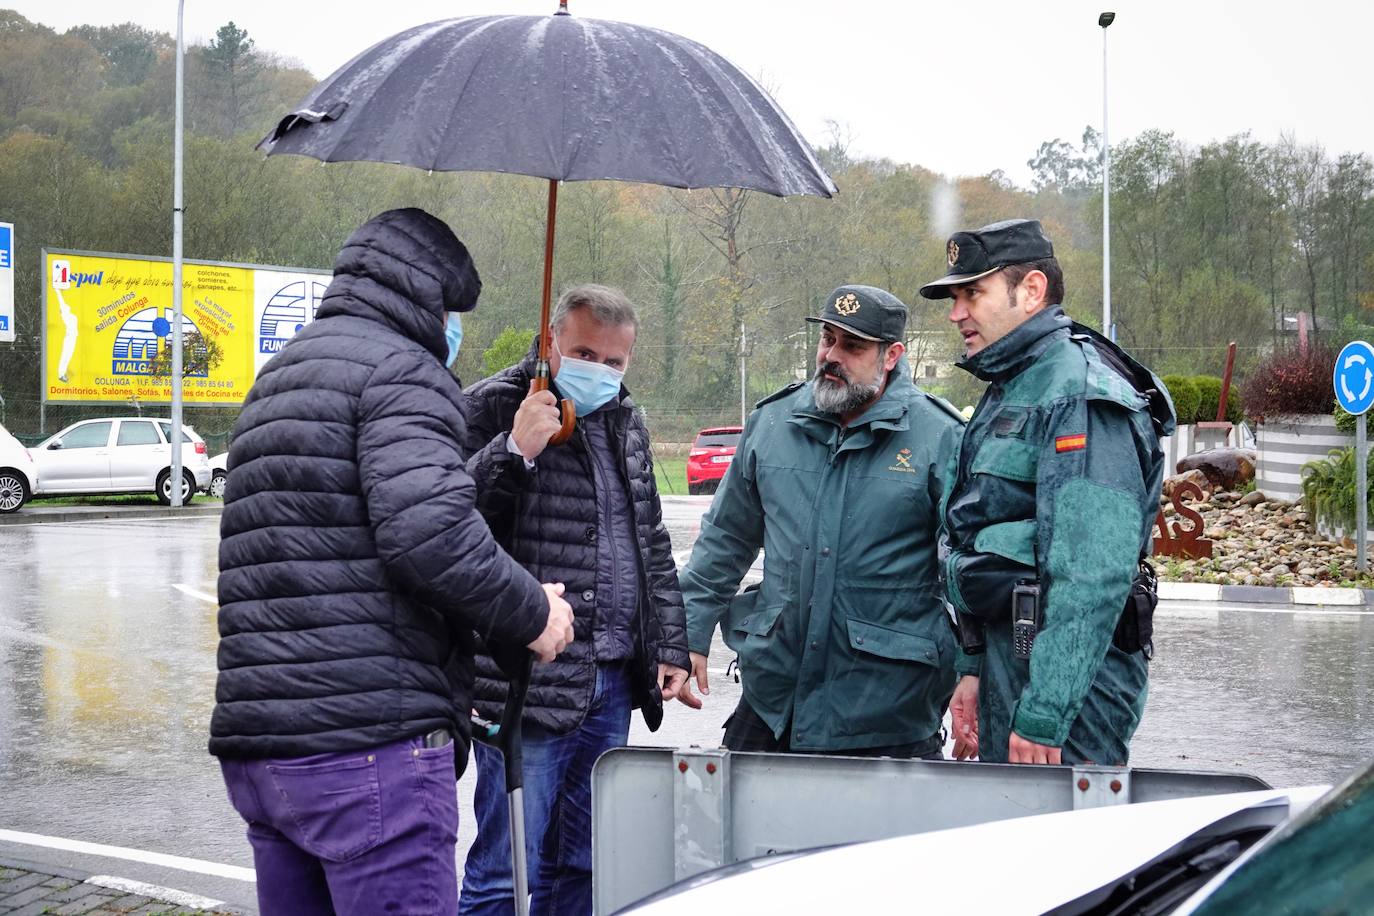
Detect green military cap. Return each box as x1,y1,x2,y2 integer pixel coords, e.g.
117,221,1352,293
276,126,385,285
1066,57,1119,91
806,284,909,342
918,218,1055,299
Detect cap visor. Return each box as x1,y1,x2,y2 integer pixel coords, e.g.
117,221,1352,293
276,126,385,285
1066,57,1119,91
918,266,1002,299
805,316,884,341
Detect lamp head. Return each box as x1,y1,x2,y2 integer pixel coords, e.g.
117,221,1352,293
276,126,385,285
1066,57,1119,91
1099,11,1116,27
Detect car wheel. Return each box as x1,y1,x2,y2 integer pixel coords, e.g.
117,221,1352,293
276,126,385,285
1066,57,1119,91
156,469,197,506
209,470,227,499
688,482,702,495
0,469,30,514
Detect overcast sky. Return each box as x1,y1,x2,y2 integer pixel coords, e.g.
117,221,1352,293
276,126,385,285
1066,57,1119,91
10,0,1373,186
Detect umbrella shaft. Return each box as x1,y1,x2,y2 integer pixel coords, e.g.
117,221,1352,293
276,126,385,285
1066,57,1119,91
539,178,559,363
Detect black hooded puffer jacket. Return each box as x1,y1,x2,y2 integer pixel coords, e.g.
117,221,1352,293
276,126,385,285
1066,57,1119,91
462,344,690,734
211,208,547,773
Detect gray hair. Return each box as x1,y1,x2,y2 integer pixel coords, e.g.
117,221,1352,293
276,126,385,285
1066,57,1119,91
550,284,639,336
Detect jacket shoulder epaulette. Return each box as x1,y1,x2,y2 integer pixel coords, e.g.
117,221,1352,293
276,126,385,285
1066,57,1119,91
917,388,968,425
754,380,805,409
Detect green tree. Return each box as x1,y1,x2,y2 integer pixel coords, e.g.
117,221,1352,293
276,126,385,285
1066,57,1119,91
200,21,263,136
484,327,536,376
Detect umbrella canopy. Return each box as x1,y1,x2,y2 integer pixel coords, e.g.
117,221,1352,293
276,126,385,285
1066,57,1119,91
259,4,836,445
259,10,835,196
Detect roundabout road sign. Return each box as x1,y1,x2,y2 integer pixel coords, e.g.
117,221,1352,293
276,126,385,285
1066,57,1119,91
1334,340,1374,416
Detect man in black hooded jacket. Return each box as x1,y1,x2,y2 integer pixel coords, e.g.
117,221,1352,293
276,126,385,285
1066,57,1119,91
211,208,573,916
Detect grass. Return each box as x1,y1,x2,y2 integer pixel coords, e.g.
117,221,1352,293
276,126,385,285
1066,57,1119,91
28,493,221,506
653,457,690,495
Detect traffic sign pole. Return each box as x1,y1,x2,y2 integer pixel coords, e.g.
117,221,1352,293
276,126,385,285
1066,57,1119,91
1360,413,1368,573
1334,340,1374,573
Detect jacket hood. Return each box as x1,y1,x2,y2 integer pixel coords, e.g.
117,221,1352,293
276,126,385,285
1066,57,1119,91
316,208,481,361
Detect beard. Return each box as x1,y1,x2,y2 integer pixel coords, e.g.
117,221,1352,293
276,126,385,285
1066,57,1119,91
812,360,882,415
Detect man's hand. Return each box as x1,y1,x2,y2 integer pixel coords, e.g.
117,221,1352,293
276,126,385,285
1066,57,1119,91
950,675,980,760
1008,732,1062,765
511,382,563,462
526,583,575,663
675,651,710,708
658,663,689,701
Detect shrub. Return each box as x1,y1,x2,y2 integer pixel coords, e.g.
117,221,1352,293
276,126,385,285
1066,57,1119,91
1192,375,1244,424
1336,404,1357,434
1160,375,1201,426
1301,446,1374,531
1242,346,1337,422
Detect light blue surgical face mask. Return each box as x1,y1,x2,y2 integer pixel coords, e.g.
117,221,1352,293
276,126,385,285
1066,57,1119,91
444,313,463,367
554,338,625,416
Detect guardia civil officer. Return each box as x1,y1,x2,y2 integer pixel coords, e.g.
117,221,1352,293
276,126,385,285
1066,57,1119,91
919,219,1175,766
676,286,964,758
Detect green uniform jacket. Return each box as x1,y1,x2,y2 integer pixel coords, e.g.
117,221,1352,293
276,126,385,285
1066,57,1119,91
681,364,965,751
943,307,1176,764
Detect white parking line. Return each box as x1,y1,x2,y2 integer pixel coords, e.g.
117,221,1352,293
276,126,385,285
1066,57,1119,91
173,583,218,605
87,875,226,909
0,829,256,882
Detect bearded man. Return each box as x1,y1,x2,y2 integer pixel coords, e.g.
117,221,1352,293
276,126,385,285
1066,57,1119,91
675,285,965,758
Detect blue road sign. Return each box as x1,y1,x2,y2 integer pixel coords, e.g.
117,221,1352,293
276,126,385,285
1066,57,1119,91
1334,340,1374,415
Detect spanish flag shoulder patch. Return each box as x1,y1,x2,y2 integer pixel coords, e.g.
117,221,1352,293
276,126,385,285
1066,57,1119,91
1055,433,1087,453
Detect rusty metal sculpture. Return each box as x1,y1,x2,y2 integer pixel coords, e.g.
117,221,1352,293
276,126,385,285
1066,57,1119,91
1153,480,1213,559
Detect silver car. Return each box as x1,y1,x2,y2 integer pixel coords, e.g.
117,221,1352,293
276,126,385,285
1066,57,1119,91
33,417,213,505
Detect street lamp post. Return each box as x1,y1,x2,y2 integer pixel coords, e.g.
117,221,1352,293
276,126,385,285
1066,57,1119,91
1099,11,1115,342
171,0,185,506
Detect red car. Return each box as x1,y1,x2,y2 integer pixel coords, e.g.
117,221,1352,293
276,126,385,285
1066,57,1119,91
686,425,743,495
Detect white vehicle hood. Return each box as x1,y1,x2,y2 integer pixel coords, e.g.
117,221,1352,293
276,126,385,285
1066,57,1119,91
628,785,1329,914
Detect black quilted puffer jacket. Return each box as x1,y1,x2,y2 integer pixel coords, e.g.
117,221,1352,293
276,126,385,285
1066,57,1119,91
211,209,548,773
463,345,690,734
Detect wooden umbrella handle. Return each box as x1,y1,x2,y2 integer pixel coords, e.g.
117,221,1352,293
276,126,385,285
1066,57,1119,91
531,374,576,445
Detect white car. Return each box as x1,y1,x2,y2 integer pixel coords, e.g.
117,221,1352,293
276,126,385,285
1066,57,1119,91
207,452,228,498
625,774,1366,915
32,417,212,505
0,422,38,514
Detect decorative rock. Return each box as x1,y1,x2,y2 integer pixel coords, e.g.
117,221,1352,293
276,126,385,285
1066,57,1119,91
1239,490,1267,506
1177,448,1257,491
1163,469,1212,500
1268,563,1292,575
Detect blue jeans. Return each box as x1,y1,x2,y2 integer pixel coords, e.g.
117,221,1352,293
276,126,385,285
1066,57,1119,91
459,662,632,916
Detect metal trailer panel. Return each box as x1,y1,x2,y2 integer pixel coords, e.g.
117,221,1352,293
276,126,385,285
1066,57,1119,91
591,747,1270,915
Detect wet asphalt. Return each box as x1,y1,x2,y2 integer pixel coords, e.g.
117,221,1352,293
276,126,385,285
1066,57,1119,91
1,500,1372,911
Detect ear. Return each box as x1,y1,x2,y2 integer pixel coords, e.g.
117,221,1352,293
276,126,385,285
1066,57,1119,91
882,341,906,372
1018,269,1049,313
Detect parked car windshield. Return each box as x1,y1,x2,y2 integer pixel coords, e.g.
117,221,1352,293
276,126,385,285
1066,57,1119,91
695,430,741,449
57,422,111,449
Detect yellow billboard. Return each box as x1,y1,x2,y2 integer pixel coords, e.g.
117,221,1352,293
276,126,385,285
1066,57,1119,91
42,249,329,405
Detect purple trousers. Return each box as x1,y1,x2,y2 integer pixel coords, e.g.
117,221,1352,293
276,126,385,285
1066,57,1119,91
220,735,459,916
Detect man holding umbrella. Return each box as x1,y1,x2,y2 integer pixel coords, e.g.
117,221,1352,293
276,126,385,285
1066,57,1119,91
676,286,964,759
459,284,690,915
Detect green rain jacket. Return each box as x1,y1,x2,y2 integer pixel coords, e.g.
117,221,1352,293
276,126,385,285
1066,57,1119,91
681,363,965,751
943,307,1176,765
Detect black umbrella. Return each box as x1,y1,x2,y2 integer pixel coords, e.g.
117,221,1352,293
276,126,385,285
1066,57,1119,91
259,1,836,443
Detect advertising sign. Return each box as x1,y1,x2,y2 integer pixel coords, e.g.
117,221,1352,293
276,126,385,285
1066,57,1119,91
254,272,330,375
0,222,13,343
42,249,329,405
